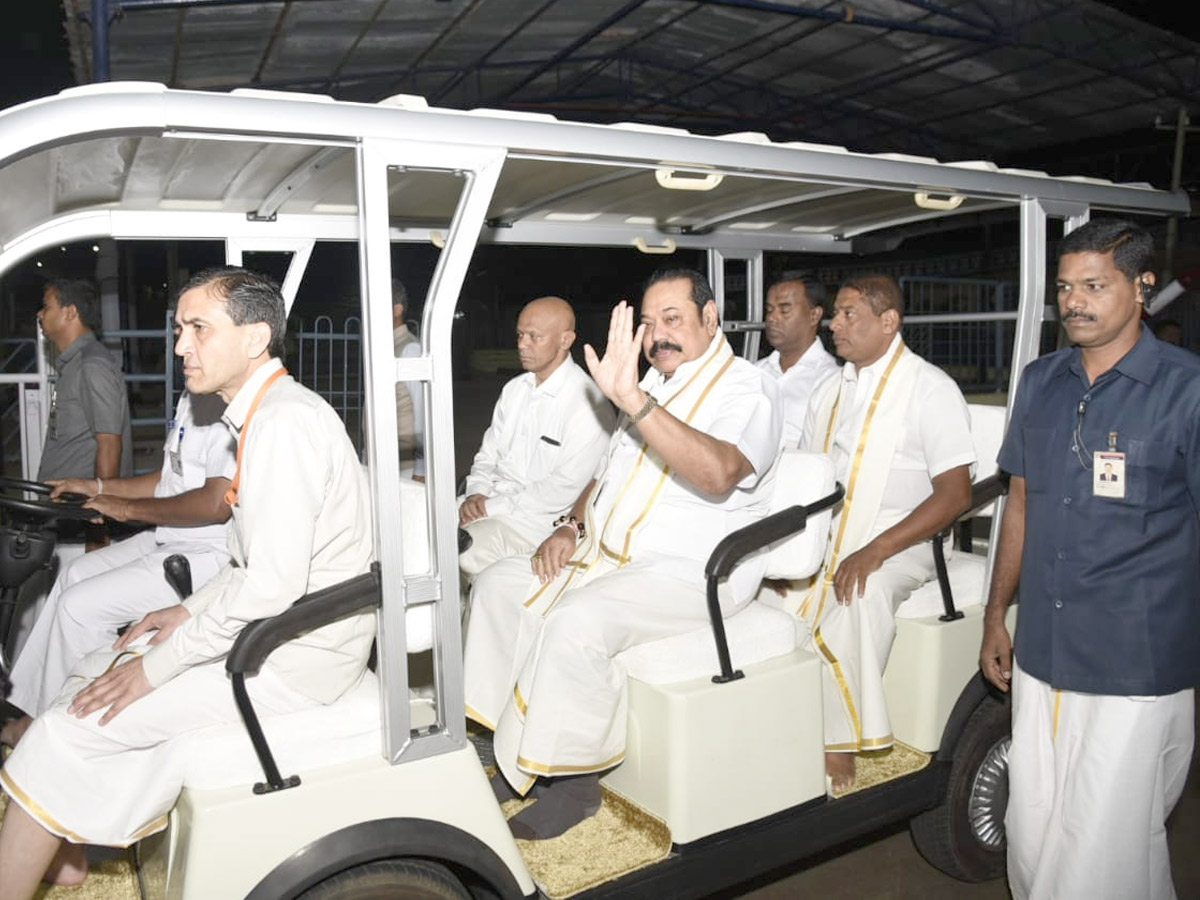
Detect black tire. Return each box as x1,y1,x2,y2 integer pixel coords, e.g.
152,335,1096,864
910,693,1011,882
299,858,471,900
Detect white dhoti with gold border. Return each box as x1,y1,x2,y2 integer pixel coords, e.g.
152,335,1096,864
0,644,315,846
464,332,781,793
793,541,936,751
1006,661,1194,900
792,335,978,754
464,556,719,791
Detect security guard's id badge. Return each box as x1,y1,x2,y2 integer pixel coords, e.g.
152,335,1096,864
170,449,183,476
1093,451,1125,498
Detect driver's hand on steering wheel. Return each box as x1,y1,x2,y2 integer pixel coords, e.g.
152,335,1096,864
47,477,99,500
84,493,134,523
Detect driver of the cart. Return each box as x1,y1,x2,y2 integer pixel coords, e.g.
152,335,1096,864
0,267,374,899
0,388,236,750
464,266,781,841
783,274,975,794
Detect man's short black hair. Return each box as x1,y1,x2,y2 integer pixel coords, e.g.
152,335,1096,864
179,266,288,358
46,278,101,333
643,267,716,316
768,270,827,310
840,273,904,319
1058,219,1154,282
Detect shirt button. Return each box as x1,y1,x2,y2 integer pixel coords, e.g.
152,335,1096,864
1054,600,1064,609
1057,551,1067,560
1063,497,1072,505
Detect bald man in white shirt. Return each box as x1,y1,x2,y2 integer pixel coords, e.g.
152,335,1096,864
458,296,614,577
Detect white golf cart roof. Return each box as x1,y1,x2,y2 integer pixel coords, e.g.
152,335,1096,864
0,81,1188,274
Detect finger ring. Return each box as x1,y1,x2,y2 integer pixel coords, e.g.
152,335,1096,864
532,553,543,560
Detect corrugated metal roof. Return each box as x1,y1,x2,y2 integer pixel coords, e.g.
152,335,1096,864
59,0,1200,169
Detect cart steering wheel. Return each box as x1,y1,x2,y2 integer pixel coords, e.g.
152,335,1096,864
0,477,97,524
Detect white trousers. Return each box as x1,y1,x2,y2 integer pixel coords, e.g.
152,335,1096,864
7,531,226,717
463,556,718,792
458,514,547,578
798,542,935,752
1007,662,1194,900
0,644,313,847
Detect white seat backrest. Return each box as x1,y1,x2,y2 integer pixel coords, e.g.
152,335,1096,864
398,478,434,652
968,403,1006,481
762,450,837,580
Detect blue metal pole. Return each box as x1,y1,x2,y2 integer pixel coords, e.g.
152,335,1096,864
92,0,110,82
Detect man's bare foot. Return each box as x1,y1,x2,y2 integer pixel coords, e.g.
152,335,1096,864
826,751,855,794
0,714,33,748
44,841,88,886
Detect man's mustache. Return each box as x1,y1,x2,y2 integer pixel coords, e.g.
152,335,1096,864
650,340,683,357
1062,310,1097,322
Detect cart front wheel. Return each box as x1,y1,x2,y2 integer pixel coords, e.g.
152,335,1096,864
299,858,471,900
910,693,1010,882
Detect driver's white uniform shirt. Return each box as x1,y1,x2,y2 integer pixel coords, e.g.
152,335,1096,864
756,339,838,447
810,333,975,537
153,391,237,548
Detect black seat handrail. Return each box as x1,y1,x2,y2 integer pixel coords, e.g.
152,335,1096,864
931,472,1008,622
226,564,382,794
702,484,844,684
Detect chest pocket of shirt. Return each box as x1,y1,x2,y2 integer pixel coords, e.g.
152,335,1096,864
1106,439,1171,508
529,434,563,481
1021,427,1056,493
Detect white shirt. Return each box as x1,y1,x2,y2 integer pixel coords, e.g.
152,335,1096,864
154,391,236,548
591,333,782,597
806,334,975,538
756,339,839,447
464,356,615,524
143,360,375,704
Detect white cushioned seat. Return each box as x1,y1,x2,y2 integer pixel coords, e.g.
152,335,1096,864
399,477,434,652
180,672,383,789
616,451,836,685
619,602,797,685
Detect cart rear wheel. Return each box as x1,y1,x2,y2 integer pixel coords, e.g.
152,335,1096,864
299,858,471,900
910,693,1010,882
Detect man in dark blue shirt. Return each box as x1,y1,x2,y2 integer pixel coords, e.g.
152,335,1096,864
980,219,1199,900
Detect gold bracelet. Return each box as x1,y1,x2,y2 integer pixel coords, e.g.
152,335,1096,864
628,393,658,425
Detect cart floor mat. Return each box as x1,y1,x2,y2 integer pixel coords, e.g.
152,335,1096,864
831,740,933,799
493,773,671,899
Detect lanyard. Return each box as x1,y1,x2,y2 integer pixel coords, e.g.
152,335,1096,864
223,367,288,507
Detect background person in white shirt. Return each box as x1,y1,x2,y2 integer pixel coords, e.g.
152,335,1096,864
0,268,373,898
392,278,425,480
1,390,235,749
756,271,838,446
799,274,974,792
458,296,615,577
